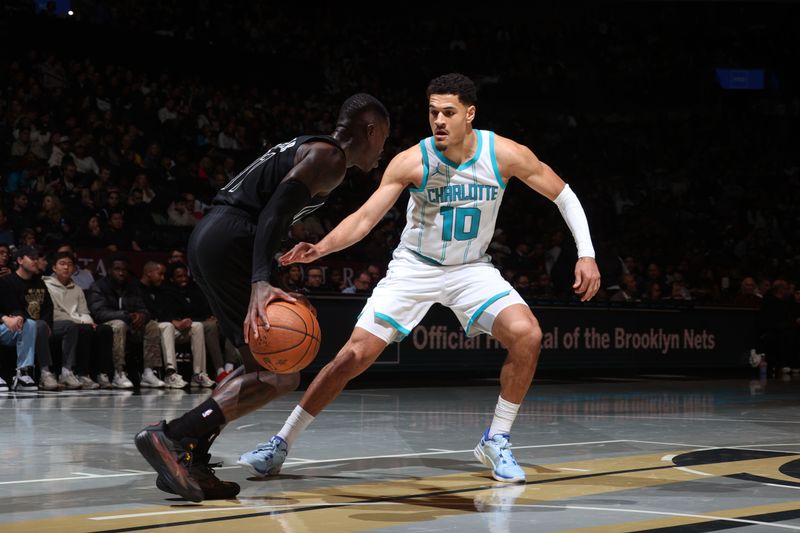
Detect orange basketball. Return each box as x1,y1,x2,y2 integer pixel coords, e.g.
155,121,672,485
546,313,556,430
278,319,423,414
248,300,321,373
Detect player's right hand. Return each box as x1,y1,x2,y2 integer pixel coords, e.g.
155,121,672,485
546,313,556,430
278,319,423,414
279,242,320,265
245,281,297,341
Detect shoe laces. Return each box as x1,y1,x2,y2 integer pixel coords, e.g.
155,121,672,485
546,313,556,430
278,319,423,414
191,453,223,479
488,434,511,450
487,434,518,460
254,441,275,453
193,461,222,479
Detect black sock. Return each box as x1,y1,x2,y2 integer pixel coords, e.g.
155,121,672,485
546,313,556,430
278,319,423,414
165,398,226,441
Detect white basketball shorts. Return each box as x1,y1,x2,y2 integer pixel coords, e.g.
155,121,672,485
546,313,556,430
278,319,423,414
355,247,527,343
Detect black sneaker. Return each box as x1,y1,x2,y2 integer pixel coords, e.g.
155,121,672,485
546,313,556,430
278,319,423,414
134,421,203,502
157,453,240,499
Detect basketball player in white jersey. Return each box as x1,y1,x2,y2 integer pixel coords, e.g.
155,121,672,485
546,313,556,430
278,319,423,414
239,73,600,483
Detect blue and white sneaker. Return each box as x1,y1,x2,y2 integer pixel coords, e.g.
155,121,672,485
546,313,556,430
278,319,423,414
473,429,526,482
237,435,288,477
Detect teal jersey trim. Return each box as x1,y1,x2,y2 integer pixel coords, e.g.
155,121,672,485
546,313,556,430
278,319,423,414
432,130,483,171
466,290,511,335
439,164,452,262
417,200,426,255
409,139,430,193
462,163,479,263
410,249,443,265
489,131,506,189
374,312,411,336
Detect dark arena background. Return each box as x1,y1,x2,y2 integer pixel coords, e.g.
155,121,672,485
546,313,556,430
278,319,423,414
1,2,799,532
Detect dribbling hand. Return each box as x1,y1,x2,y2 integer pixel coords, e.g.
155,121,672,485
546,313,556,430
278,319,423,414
279,242,321,265
244,281,297,341
573,257,601,302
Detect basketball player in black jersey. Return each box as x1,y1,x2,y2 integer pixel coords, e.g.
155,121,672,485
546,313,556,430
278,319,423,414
134,94,390,502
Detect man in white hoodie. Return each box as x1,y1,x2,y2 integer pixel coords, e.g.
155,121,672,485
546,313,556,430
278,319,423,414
44,251,113,389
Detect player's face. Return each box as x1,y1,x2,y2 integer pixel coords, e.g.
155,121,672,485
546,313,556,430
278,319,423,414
429,94,475,150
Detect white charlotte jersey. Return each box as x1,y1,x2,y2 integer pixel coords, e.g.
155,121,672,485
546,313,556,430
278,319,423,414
399,129,506,265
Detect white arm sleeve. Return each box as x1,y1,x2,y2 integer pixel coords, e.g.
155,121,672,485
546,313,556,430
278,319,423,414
553,184,595,258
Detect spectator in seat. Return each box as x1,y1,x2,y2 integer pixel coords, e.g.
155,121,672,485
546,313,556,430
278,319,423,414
165,263,222,385
734,276,761,308
44,251,113,389
138,261,212,388
0,246,58,391
342,271,372,295
304,266,325,294
0,244,11,276
86,255,164,388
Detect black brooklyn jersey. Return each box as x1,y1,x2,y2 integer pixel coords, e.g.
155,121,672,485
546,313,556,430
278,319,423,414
213,135,341,222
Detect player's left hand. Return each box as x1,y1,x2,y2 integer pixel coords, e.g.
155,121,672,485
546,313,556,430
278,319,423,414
573,257,601,302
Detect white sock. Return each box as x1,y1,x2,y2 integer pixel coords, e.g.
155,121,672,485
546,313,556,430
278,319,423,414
216,367,225,376
277,405,315,448
488,395,520,437
224,363,234,372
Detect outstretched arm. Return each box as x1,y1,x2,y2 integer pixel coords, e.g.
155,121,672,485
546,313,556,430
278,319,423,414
495,135,601,301
280,145,422,265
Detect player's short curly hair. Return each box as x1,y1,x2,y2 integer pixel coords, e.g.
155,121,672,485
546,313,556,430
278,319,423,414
426,73,477,106
336,93,389,128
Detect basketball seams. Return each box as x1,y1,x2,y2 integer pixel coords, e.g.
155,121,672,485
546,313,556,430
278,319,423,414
268,302,309,335
284,335,314,373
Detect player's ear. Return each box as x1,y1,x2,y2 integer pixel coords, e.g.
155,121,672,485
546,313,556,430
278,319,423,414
466,105,476,124
366,123,375,138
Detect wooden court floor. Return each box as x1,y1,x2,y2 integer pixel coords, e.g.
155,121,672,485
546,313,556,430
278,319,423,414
2,375,799,532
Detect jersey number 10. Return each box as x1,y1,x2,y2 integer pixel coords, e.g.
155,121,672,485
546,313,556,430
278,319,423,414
440,207,481,241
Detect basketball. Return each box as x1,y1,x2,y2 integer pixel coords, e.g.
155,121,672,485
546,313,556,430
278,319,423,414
248,300,321,373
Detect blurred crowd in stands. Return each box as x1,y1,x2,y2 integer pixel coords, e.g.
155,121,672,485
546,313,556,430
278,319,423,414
1,3,799,386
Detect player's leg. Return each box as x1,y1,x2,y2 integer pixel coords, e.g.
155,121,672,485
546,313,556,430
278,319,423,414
149,347,300,499
473,304,541,483
448,262,541,482
237,326,388,476
490,304,542,405
236,257,432,477
178,213,301,434
300,327,389,414
136,212,273,500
